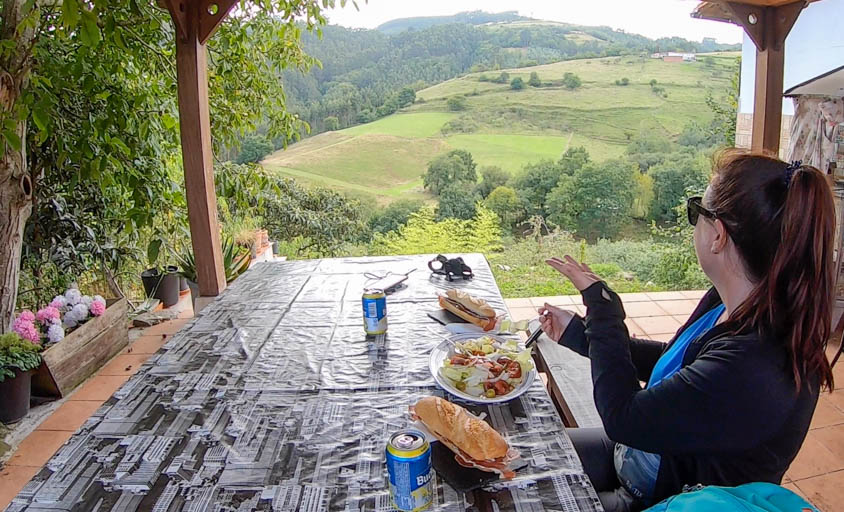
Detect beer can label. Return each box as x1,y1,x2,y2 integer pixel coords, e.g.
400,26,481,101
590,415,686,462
386,432,433,511
363,292,387,334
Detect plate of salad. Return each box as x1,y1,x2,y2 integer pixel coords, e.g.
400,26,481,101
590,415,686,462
430,333,536,403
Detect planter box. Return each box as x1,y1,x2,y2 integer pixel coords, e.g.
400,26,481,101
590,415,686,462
32,298,129,398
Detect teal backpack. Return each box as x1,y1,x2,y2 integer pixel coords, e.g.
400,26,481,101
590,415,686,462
645,483,818,512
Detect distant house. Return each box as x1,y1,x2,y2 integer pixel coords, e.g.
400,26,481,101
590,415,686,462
664,52,696,63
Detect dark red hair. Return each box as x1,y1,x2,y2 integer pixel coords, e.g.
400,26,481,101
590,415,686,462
708,150,835,392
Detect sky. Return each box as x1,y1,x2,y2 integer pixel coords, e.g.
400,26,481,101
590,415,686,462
324,0,744,44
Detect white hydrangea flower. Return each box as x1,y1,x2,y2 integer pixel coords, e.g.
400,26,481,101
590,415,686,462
71,303,89,321
93,295,106,306
65,288,82,305
50,295,67,309
81,295,93,306
47,324,65,343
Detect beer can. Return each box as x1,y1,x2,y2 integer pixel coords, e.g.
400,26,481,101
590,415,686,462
362,289,387,335
386,430,433,511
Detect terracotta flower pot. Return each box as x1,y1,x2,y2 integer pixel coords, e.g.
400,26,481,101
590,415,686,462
0,368,33,424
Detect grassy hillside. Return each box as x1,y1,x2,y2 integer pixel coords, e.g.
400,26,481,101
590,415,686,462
263,52,738,204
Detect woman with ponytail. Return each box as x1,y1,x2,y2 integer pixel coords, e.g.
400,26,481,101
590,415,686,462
539,150,836,511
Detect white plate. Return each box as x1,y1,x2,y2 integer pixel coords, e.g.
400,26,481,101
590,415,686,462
429,333,536,403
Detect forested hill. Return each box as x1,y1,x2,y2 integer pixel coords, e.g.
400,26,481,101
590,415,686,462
376,11,528,33
280,12,740,137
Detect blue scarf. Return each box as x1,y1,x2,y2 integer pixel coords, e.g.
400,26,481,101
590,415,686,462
647,304,725,388
615,303,727,503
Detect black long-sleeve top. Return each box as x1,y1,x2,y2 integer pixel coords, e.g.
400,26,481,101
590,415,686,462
559,282,819,502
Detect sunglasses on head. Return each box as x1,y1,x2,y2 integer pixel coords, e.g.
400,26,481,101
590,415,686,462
687,196,717,226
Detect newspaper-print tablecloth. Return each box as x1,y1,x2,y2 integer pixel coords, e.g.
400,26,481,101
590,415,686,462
7,254,602,512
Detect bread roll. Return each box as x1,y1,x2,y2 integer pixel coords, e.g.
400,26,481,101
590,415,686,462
414,396,508,460
445,290,496,318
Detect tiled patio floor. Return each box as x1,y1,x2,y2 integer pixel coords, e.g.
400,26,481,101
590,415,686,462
0,294,194,509
1,290,843,510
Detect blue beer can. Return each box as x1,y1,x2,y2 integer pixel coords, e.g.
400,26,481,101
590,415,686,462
362,288,387,335
386,430,433,511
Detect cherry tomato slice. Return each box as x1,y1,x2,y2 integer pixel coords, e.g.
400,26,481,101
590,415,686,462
493,380,510,396
507,361,522,379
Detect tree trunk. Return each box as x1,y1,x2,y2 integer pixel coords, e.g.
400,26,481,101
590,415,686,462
0,0,38,333
0,155,31,332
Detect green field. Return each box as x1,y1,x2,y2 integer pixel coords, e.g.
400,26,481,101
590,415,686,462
262,53,739,203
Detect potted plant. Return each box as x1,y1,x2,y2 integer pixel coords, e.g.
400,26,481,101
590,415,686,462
140,267,162,298
168,264,189,293
175,237,251,311
223,237,252,282
0,333,42,423
175,249,199,312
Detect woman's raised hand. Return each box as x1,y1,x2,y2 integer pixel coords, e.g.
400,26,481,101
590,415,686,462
537,303,575,342
546,255,602,291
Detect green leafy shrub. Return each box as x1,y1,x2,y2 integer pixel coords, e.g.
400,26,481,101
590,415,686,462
423,150,478,195
368,200,425,235
511,160,565,218
323,116,340,131
475,166,510,199
547,159,636,239
261,177,366,257
648,153,710,222
441,117,479,135
510,77,525,90
370,206,502,256
446,96,468,111
528,72,541,87
492,71,510,84
0,334,42,382
437,184,479,221
485,186,525,230
562,72,582,90
236,134,274,164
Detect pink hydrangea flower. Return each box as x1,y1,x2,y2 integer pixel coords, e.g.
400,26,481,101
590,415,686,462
18,310,35,323
89,301,106,317
50,296,67,309
36,306,61,325
13,320,40,344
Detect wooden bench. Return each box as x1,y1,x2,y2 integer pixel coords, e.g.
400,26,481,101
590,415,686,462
530,327,602,429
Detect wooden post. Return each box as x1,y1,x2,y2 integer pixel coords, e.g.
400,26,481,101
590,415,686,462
165,0,236,297
726,1,804,155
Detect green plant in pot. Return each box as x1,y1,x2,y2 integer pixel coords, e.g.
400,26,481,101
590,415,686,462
0,334,42,424
175,237,251,311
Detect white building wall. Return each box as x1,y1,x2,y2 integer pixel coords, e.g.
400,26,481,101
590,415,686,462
738,0,844,115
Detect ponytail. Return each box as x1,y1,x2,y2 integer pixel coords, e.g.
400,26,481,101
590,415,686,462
710,151,835,392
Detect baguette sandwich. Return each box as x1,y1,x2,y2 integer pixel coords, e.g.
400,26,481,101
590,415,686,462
438,290,497,331
410,396,519,479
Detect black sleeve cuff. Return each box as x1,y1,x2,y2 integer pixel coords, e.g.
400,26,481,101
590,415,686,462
559,314,589,357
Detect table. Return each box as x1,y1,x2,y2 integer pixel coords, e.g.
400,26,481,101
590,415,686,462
7,254,602,512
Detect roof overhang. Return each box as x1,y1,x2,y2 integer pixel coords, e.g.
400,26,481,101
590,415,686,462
692,0,818,25
784,65,844,97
